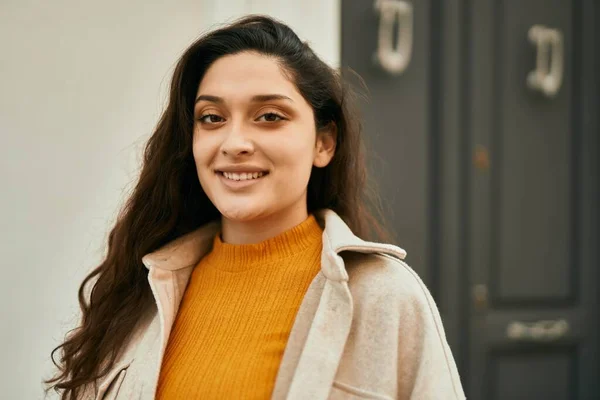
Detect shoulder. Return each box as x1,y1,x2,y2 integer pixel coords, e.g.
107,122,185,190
342,251,436,316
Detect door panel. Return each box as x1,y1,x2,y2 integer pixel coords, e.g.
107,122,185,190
467,0,598,399
494,0,573,303
341,0,432,284
491,349,575,399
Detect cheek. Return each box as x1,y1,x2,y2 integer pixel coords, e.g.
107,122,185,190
192,133,216,167
192,135,219,190
192,142,205,167
270,126,316,163
269,135,316,182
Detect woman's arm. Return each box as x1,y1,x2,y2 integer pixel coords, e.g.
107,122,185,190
395,264,466,400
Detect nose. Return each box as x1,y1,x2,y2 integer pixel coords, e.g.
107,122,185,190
220,127,255,157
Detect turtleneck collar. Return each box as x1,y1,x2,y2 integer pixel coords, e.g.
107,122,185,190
202,214,322,272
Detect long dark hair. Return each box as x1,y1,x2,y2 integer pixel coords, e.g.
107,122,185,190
45,14,387,399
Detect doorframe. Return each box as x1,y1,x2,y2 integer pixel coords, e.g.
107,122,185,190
592,0,600,388
438,0,470,387
580,0,600,395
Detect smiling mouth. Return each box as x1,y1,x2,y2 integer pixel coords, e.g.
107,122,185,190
217,171,269,181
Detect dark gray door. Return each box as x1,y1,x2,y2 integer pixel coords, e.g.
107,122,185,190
466,0,599,399
341,0,433,285
341,0,599,399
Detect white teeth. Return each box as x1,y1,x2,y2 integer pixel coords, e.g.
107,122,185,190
221,171,265,181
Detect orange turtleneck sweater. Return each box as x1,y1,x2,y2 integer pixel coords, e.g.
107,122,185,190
155,215,323,399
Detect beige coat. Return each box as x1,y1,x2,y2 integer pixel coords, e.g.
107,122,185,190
89,209,465,400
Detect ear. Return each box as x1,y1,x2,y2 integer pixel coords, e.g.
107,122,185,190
313,123,337,168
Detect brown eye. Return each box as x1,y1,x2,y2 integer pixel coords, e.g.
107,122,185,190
199,114,225,124
257,112,284,122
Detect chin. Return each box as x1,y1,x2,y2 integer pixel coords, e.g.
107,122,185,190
218,203,267,222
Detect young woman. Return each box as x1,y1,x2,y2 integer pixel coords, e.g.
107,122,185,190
46,15,465,400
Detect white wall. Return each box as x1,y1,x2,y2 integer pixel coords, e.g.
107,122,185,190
0,1,339,398
211,0,341,68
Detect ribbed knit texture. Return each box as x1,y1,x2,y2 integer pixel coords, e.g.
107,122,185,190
155,215,323,399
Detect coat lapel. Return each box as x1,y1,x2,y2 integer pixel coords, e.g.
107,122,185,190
282,278,354,400
272,210,406,399
141,222,220,398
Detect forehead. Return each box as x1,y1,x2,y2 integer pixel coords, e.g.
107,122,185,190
197,52,301,100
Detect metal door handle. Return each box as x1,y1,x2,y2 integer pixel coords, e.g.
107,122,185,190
373,0,413,75
507,319,569,341
527,24,564,97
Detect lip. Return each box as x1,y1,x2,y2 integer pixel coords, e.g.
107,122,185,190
216,170,268,190
215,165,269,173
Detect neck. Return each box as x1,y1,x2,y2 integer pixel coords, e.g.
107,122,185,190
221,203,309,244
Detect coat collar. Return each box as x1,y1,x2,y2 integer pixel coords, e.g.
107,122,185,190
141,209,406,277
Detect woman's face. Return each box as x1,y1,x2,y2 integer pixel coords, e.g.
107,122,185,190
193,51,335,224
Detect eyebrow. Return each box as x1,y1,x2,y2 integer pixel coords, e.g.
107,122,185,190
194,94,294,104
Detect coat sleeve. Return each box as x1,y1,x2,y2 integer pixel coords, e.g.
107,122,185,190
395,262,466,400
